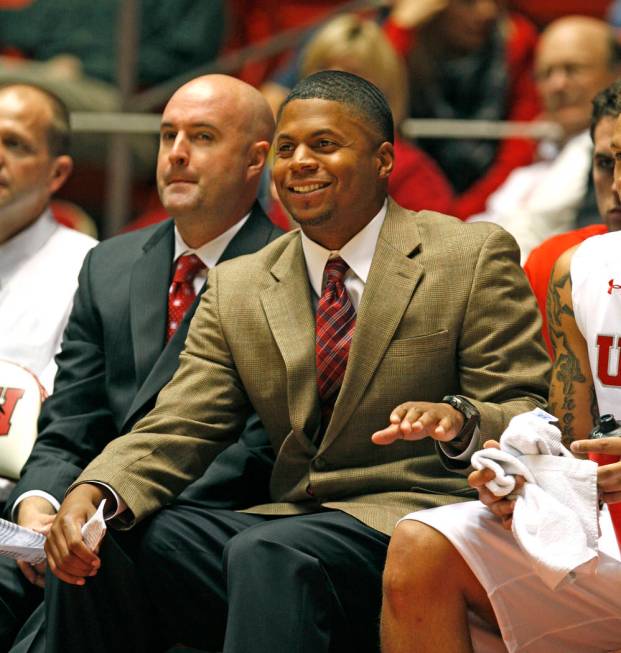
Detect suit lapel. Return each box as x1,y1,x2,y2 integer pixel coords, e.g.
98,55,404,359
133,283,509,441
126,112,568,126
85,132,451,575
122,207,281,433
123,289,197,431
129,221,174,391
260,235,321,441
322,201,424,447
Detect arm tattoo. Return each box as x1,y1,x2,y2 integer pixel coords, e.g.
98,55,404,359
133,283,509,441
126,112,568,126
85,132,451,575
589,384,600,431
547,271,585,444
546,271,574,353
555,346,585,447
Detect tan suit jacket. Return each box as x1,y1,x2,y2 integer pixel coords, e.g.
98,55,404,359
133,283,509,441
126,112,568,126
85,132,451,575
77,199,550,535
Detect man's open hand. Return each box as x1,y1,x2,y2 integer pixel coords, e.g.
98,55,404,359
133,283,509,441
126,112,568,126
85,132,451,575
44,484,107,586
371,401,464,445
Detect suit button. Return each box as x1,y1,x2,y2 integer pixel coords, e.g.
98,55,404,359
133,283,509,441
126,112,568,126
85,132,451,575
306,483,314,496
314,457,327,470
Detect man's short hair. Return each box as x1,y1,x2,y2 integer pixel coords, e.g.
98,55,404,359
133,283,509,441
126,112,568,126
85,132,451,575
590,79,621,141
279,70,394,144
0,82,71,156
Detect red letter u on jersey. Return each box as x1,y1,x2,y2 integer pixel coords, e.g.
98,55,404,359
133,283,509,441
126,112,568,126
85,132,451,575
597,335,621,386
0,387,25,436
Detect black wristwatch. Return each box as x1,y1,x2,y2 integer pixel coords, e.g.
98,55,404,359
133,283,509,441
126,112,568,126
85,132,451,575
441,395,480,444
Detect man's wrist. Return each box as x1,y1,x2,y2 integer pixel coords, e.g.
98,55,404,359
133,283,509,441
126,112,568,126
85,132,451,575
15,495,57,525
441,395,480,450
446,420,478,453
69,481,125,519
68,482,109,504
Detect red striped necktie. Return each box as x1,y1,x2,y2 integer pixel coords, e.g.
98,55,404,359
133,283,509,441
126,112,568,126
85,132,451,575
315,256,356,428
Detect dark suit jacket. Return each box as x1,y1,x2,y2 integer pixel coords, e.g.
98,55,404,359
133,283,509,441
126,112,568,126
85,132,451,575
6,204,283,514
80,199,551,536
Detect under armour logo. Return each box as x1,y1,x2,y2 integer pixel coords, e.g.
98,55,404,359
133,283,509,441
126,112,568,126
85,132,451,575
608,279,621,295
0,387,25,436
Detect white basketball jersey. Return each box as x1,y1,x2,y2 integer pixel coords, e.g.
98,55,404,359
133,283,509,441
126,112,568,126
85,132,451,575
572,231,621,419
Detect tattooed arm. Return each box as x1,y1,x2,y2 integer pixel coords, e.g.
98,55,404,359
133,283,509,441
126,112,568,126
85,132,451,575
547,247,598,448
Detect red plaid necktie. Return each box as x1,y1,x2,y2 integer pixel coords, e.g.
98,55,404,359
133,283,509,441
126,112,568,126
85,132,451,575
167,253,205,340
316,256,356,426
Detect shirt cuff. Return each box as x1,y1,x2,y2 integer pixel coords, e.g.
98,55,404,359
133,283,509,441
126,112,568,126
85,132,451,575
439,425,480,461
79,481,127,520
11,490,60,522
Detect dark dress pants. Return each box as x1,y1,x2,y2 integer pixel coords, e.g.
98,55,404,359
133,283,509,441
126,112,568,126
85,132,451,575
143,506,389,653
6,417,275,652
41,505,389,653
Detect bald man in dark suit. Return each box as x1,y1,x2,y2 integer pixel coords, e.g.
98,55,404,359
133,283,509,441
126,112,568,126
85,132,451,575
1,74,282,651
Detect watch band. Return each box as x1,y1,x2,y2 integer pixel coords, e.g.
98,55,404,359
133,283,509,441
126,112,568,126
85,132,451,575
441,395,480,446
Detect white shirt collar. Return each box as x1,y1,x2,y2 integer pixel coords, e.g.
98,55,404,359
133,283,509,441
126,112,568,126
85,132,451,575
173,212,250,269
0,208,57,281
300,200,387,298
537,129,590,162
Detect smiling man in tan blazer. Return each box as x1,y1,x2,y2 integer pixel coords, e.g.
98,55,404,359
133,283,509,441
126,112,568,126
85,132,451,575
39,71,550,653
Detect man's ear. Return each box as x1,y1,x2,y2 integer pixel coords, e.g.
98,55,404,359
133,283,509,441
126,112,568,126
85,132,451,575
246,141,270,181
376,142,394,180
48,155,73,195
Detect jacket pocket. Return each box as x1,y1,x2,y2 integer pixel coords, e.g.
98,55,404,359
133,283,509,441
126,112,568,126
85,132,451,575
409,484,475,497
384,329,450,358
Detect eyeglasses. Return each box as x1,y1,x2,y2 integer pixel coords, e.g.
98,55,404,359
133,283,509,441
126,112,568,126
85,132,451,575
534,62,594,83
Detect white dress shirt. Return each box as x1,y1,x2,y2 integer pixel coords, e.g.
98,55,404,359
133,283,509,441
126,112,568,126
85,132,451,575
301,202,387,310
173,212,250,293
1,209,95,506
0,210,96,393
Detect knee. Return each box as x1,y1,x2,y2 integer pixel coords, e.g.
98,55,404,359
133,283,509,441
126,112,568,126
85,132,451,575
224,525,263,565
223,525,323,586
224,525,293,570
382,520,457,610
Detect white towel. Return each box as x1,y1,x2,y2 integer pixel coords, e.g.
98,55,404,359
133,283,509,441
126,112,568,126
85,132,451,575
471,410,599,590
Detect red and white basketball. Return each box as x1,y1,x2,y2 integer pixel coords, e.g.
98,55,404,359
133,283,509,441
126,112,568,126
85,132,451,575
0,360,46,480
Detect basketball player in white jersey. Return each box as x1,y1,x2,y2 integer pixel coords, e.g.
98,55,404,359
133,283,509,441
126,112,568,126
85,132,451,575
546,78,621,444
377,81,621,653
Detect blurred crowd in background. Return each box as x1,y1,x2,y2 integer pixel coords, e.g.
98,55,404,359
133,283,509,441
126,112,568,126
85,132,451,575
0,0,618,253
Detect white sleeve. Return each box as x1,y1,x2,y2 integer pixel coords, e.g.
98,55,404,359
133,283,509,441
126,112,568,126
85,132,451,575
11,490,60,521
